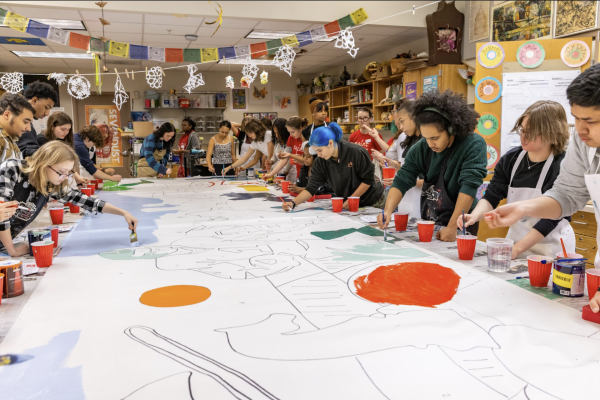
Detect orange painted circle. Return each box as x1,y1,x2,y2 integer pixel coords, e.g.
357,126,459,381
140,285,211,307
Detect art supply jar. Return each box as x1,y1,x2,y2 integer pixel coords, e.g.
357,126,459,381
486,238,514,272
553,257,586,297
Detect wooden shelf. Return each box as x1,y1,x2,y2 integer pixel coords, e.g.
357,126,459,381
330,105,349,109
374,103,394,108
374,74,404,82
347,101,373,106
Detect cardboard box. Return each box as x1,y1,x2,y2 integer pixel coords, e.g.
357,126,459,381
133,121,154,137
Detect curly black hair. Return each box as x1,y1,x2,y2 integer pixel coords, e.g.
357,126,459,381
567,63,600,108
24,81,58,103
272,118,290,146
0,93,36,117
182,117,196,131
413,90,479,139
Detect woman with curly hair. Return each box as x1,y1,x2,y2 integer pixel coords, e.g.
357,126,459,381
222,119,274,175
378,90,487,241
263,118,293,180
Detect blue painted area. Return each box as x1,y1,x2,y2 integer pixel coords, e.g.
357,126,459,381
59,190,177,257
0,331,84,400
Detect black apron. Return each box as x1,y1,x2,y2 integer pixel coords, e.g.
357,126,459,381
9,176,49,239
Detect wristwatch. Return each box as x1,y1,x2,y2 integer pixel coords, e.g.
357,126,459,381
291,201,297,210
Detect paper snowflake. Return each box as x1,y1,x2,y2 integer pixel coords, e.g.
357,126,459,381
260,70,268,84
67,75,91,100
0,72,23,94
241,59,258,84
225,75,234,89
113,75,129,111
49,73,67,86
334,29,359,58
146,66,163,89
273,45,296,76
183,64,205,93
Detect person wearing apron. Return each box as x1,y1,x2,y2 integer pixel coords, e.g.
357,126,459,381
74,126,122,183
137,123,175,178
222,119,274,175
264,118,305,181
302,97,328,141
0,142,138,257
378,91,487,241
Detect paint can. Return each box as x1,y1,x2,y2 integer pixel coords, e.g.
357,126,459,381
246,168,254,179
552,258,586,297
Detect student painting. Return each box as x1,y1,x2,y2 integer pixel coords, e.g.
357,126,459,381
288,141,335,196
177,117,201,177
17,81,58,158
377,90,487,241
232,117,252,166
349,108,384,161
265,118,308,181
0,93,34,162
0,141,137,256
74,125,122,182
137,122,175,178
282,123,384,212
207,121,236,176
480,64,600,313
223,119,273,175
458,101,574,259
263,118,292,181
303,97,328,139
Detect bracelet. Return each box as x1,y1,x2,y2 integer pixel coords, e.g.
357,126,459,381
292,202,297,210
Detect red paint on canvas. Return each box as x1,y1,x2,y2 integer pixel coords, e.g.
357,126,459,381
353,262,460,307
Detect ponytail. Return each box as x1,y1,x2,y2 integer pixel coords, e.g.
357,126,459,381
309,122,343,147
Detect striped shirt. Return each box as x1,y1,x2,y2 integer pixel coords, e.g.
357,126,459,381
0,126,23,163
140,133,170,175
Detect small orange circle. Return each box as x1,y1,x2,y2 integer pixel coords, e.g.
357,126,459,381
140,285,211,308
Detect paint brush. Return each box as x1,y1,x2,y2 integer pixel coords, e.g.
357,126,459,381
382,209,386,241
0,354,34,366
462,209,466,236
560,237,568,258
130,229,139,247
542,258,587,264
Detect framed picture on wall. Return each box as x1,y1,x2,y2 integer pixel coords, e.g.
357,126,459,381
231,88,247,110
491,1,553,42
553,1,599,38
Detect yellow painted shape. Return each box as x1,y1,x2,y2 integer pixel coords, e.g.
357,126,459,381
239,185,269,192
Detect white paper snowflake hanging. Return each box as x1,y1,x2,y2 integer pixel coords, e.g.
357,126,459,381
241,58,258,84
113,74,129,111
334,28,359,58
49,73,67,86
146,66,163,89
183,64,205,94
0,72,23,94
260,70,268,84
67,75,91,100
273,45,296,76
225,75,234,89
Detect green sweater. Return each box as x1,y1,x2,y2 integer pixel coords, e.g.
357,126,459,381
392,133,487,210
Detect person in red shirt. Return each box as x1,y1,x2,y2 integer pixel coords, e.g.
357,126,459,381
349,108,383,160
264,117,308,180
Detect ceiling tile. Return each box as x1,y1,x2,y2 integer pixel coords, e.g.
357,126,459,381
196,27,251,38
0,43,49,51
219,19,260,29
143,14,204,26
90,32,143,42
143,24,199,36
233,38,271,46
187,38,241,47
253,21,312,31
307,48,350,57
0,27,35,38
9,7,83,20
353,34,388,44
80,11,143,23
297,54,339,62
85,21,143,34
399,28,428,37
300,42,328,51
143,34,192,44
353,26,411,36
0,60,32,67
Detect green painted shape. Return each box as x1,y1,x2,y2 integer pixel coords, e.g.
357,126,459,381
102,186,131,192
102,180,152,191
311,225,392,240
507,278,562,300
99,248,169,260
331,242,430,262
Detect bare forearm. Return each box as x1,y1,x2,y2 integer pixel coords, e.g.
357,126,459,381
520,197,563,219
93,170,115,181
514,229,545,257
384,187,403,215
289,154,304,163
0,230,14,254
292,190,313,206
374,136,389,151
470,198,493,222
350,183,370,199
448,193,475,229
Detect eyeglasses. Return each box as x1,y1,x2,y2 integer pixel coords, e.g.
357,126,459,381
48,166,74,179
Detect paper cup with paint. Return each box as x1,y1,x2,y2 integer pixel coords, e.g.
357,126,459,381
486,238,514,273
67,202,80,214
527,255,553,287
393,212,409,232
48,207,64,225
331,197,343,213
281,181,291,194
87,183,95,195
348,197,360,212
81,187,92,197
457,235,477,260
50,226,59,249
586,269,600,300
32,241,54,268
417,220,435,242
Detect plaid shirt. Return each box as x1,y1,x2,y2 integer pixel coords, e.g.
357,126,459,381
140,133,170,175
0,160,105,232
0,126,23,163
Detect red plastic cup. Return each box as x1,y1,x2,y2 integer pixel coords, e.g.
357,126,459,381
81,187,92,197
417,221,435,242
382,167,396,181
0,272,3,305
556,252,583,259
96,178,103,189
348,197,360,212
49,207,64,225
91,179,99,190
527,255,554,287
31,241,54,268
307,194,316,203
87,184,95,195
586,269,600,300
50,226,59,249
331,197,343,213
457,235,477,260
67,203,80,214
281,181,290,194
393,212,409,231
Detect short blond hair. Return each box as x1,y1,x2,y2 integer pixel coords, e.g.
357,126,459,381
23,141,80,197
512,100,569,156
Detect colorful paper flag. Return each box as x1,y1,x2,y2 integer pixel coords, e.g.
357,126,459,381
0,8,8,25
310,26,327,41
282,35,299,47
129,45,148,60
47,26,69,45
27,20,49,38
218,46,235,62
69,32,89,51
337,15,356,30
250,42,267,59
5,12,29,33
90,37,108,53
200,48,218,62
148,47,165,62
324,21,341,38
266,39,283,55
351,8,368,25
183,48,200,62
297,31,313,47
109,41,129,58
165,48,183,62
234,44,250,59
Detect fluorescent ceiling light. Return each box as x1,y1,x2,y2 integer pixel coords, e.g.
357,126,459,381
12,51,94,59
1,18,86,31
246,29,337,42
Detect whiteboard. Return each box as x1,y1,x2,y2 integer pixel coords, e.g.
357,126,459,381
501,70,580,155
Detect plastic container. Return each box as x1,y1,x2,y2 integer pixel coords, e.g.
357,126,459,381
553,257,586,297
67,203,80,214
527,255,553,287
50,226,59,249
281,181,290,194
31,241,54,268
179,98,190,108
393,212,408,231
81,187,92,197
417,221,435,242
586,269,600,300
457,235,477,260
382,167,396,181
331,197,343,213
49,207,64,225
486,238,514,272
87,184,95,195
348,197,360,212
